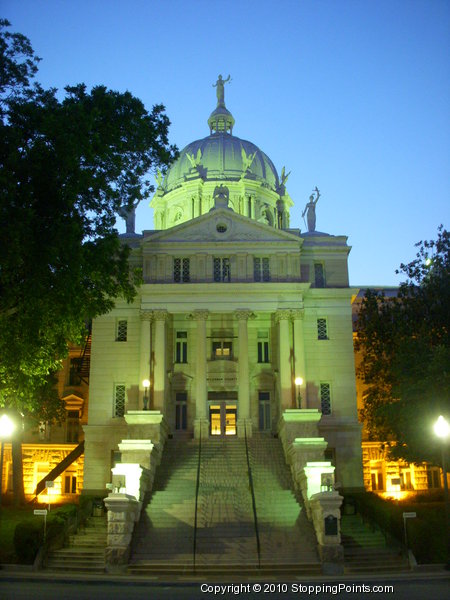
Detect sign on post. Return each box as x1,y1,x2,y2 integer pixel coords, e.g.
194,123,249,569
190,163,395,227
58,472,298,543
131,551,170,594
34,509,48,541
403,512,417,519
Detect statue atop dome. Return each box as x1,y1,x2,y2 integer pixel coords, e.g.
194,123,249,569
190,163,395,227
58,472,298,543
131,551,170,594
302,187,320,232
213,74,231,107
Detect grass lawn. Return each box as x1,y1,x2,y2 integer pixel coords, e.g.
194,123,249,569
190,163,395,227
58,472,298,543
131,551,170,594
0,505,37,563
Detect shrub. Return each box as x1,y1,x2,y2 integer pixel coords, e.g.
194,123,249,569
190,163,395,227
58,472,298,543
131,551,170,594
13,519,43,564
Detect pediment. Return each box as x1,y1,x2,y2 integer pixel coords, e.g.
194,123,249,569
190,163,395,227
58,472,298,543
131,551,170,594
142,209,301,245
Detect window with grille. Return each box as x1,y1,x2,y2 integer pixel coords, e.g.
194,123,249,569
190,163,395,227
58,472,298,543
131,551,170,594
320,383,331,415
212,340,233,359
317,318,328,340
174,258,190,282
213,257,230,282
314,263,325,288
116,319,127,342
114,384,126,417
175,331,188,363
257,330,270,363
254,257,271,282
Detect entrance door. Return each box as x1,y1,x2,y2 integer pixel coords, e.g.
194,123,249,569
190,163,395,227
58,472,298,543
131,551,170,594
209,403,237,436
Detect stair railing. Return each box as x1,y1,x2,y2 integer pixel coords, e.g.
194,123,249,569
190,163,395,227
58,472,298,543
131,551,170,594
244,424,261,569
193,425,202,571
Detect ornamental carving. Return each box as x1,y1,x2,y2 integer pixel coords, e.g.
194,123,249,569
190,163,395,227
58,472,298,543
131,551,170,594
235,309,255,321
189,309,209,321
153,309,168,321
291,309,305,321
275,309,292,322
140,310,153,321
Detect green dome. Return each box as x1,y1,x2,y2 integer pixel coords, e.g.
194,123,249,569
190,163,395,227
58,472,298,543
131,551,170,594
162,132,280,193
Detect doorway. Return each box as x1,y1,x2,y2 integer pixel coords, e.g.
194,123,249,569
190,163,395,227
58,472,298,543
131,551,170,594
209,403,237,436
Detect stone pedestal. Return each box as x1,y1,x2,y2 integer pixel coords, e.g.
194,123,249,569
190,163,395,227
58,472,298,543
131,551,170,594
124,410,169,452
309,491,344,575
104,493,140,571
299,461,335,518
278,409,322,454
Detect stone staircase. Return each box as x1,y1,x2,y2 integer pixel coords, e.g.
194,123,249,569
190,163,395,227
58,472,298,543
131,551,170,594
45,515,107,573
130,438,198,569
129,434,320,576
341,514,409,573
249,435,320,571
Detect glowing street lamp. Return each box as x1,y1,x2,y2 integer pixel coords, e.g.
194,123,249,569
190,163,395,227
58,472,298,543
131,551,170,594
294,377,303,409
0,414,15,507
142,379,150,411
434,415,449,567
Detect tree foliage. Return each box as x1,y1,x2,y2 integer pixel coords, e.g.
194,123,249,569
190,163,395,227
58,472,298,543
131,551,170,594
0,20,177,412
355,226,450,463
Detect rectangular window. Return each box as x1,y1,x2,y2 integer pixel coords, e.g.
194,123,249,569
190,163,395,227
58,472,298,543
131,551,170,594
175,392,187,430
317,318,328,340
258,391,271,431
212,340,233,360
66,410,79,443
116,319,127,342
427,468,441,489
314,263,325,288
174,258,190,282
371,471,384,491
254,257,271,282
175,331,188,363
257,331,270,363
213,257,230,282
68,358,82,385
320,383,331,415
64,474,77,494
114,384,126,417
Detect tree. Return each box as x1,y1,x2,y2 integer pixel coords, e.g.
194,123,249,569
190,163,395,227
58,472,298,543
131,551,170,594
355,226,450,464
0,21,177,502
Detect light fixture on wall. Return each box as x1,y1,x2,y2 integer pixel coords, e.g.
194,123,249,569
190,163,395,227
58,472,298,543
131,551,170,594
142,379,150,411
294,377,303,409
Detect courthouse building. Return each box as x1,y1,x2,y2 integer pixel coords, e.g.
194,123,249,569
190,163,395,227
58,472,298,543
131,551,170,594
82,81,363,496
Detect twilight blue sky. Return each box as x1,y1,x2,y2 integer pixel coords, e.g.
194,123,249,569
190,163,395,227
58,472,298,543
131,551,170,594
3,0,449,286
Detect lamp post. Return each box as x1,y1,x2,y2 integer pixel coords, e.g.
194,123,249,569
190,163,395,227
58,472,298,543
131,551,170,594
434,415,449,567
142,379,150,411
294,377,303,409
0,414,15,507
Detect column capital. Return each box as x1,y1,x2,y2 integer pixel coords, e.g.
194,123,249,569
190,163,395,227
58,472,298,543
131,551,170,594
189,309,209,321
153,309,169,321
275,309,292,322
140,309,153,321
235,309,255,321
291,308,305,321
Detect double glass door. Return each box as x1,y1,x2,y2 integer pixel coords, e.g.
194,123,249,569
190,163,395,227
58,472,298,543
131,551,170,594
209,403,237,436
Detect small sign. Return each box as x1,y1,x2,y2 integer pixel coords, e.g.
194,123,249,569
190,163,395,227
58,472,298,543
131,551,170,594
324,515,338,536
34,509,48,515
403,512,417,519
45,481,54,488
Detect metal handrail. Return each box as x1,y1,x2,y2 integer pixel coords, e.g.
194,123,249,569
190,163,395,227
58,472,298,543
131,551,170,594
193,426,202,571
244,425,261,569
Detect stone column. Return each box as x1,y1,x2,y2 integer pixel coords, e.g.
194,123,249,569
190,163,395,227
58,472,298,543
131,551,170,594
236,309,254,437
139,310,152,410
276,309,292,410
192,310,209,438
292,308,307,407
104,493,141,571
153,310,168,412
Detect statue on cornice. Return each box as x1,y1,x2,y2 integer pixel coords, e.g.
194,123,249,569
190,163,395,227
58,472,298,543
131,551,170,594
302,187,320,232
119,199,140,235
213,74,231,106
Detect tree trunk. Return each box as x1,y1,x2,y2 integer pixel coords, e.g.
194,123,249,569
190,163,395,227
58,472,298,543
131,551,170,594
12,434,25,506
